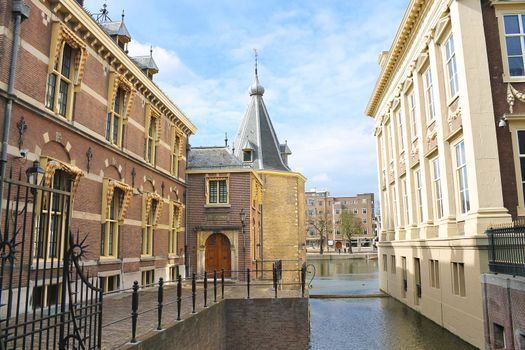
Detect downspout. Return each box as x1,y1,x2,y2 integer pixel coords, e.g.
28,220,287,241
0,0,29,217
184,141,190,278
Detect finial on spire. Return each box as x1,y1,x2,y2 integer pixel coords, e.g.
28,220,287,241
254,48,258,77
150,45,153,57
121,9,125,21
225,132,228,148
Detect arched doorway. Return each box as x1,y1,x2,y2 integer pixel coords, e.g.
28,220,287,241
205,233,231,277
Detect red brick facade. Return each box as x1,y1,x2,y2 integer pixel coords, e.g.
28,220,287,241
0,0,196,290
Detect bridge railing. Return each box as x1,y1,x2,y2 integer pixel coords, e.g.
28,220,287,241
101,264,308,345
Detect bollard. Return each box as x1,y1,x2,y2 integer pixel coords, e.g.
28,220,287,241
204,271,208,308
213,270,217,303
273,264,278,299
157,277,164,330
191,273,196,313
246,268,251,299
130,281,139,343
176,274,182,321
301,264,306,298
221,269,225,300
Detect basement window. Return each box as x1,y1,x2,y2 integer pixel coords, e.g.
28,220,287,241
493,323,505,349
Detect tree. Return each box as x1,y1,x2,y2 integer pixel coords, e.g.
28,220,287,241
308,217,331,255
340,211,363,254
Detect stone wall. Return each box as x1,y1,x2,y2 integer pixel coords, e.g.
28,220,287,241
481,273,525,350
123,298,310,350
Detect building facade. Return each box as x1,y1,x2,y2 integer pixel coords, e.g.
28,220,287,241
186,147,263,281
363,0,525,347
0,0,196,300
305,190,375,251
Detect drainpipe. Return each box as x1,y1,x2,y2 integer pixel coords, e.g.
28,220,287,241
184,142,191,278
0,0,29,218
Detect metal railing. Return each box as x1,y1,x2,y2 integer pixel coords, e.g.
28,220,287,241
102,263,308,345
487,223,525,277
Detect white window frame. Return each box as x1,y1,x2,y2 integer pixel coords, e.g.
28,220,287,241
415,169,424,223
444,34,459,98
502,14,525,77
397,110,405,151
431,157,444,220
454,140,470,215
423,68,436,121
408,91,419,139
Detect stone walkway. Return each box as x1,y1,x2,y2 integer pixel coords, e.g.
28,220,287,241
101,281,303,349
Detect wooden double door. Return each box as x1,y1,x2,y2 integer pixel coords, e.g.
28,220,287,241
205,233,231,277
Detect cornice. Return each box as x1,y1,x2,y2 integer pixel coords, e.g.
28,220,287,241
49,0,197,135
365,0,427,118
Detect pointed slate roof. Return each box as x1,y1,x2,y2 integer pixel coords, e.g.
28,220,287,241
233,70,290,171
99,20,131,41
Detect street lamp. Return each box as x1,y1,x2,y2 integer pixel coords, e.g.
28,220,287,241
240,208,247,249
26,160,44,193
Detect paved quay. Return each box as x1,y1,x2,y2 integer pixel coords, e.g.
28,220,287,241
101,282,303,349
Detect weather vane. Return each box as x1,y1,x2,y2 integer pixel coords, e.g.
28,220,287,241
254,48,258,76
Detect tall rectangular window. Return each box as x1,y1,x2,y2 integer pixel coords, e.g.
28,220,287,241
388,122,394,161
207,179,228,204
424,68,436,120
402,178,410,226
101,188,122,258
35,170,71,260
171,131,181,177
503,14,525,76
145,117,157,164
409,92,419,138
455,140,470,214
45,43,74,118
397,111,405,151
142,200,157,256
516,131,525,206
415,169,424,223
383,254,388,272
169,205,179,255
432,158,444,219
445,35,459,97
106,88,125,146
401,256,407,298
392,186,398,228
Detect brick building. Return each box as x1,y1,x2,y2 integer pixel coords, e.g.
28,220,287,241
187,66,306,282
305,190,375,252
187,147,263,280
0,0,196,297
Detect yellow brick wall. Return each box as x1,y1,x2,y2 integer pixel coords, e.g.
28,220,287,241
258,171,306,284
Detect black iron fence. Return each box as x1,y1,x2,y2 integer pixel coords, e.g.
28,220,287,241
487,223,525,277
102,263,308,345
0,170,102,349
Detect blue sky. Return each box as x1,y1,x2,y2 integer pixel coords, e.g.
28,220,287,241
88,0,407,197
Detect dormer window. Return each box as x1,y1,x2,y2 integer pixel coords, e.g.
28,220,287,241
243,149,253,162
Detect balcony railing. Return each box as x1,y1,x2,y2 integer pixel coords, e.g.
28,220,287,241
487,223,525,277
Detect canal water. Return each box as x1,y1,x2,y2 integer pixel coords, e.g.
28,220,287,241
308,257,477,350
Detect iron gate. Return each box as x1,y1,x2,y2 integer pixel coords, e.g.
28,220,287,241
0,170,102,349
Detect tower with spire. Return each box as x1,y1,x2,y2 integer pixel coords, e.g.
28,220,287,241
233,50,292,171
234,51,306,278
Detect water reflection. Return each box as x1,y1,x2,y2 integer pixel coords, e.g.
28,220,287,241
308,257,476,350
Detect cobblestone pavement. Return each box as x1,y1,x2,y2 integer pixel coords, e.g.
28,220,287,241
101,282,303,349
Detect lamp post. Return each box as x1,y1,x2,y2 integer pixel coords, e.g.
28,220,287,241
26,160,44,194
240,208,246,249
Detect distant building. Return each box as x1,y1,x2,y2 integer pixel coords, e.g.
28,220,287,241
304,190,375,251
187,65,306,282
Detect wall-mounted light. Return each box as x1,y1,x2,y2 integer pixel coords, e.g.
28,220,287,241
498,114,507,128
26,160,44,193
